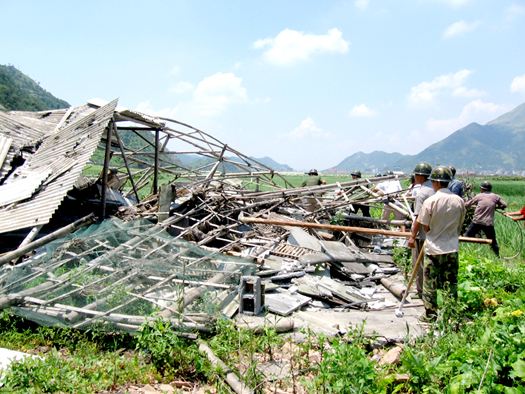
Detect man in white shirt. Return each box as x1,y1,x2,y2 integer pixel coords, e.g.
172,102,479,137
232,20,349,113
416,166,465,321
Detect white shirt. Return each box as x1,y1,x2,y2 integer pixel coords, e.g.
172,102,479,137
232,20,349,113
417,188,465,255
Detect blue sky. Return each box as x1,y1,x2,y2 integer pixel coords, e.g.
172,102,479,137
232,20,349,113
2,0,525,170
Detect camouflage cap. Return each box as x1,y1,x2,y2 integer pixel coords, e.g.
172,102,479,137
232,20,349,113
480,181,492,191
413,162,432,176
429,166,452,182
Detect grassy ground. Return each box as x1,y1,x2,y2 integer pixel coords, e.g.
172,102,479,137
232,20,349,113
2,176,524,392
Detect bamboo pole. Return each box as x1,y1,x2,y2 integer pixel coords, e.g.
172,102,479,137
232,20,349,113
198,340,254,394
239,216,493,244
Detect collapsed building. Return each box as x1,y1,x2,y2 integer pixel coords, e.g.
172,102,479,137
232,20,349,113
0,99,428,343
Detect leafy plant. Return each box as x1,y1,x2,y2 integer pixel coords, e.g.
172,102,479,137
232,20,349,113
135,318,205,379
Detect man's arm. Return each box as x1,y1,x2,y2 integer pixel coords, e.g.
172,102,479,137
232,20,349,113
465,195,477,208
458,202,466,235
497,196,507,210
408,220,420,248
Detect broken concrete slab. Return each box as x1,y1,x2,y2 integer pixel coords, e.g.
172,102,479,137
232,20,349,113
294,308,425,341
264,291,311,316
287,228,322,252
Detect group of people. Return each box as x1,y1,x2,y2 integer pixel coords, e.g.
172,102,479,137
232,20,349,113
406,164,511,321
342,164,514,322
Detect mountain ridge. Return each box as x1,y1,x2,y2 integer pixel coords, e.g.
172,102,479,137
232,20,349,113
330,102,525,174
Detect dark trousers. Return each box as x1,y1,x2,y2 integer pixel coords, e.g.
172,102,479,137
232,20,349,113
465,222,499,256
423,252,459,317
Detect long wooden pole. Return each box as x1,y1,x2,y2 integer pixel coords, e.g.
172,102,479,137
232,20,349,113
239,216,492,244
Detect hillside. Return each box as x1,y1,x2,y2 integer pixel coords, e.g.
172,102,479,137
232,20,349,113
0,64,69,111
327,151,406,174
394,102,525,173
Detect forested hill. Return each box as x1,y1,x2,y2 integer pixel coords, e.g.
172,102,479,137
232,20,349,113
0,64,69,111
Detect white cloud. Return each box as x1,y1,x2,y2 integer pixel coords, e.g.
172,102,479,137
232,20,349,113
452,86,486,98
287,117,332,140
505,3,525,21
349,104,377,117
192,72,247,117
426,99,507,135
135,100,180,119
169,81,194,94
442,20,480,39
253,28,349,66
354,0,370,10
510,74,525,94
409,69,484,105
435,0,471,7
136,72,248,119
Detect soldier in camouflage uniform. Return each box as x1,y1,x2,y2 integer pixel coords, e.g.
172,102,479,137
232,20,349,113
416,166,465,320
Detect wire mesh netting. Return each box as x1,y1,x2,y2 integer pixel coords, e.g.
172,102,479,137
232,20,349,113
0,218,255,332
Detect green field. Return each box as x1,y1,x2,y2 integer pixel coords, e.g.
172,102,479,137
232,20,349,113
7,173,522,392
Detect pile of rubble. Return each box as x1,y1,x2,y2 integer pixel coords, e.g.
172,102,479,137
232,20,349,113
0,99,425,342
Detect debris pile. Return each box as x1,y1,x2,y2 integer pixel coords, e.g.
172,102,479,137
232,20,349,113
0,99,425,341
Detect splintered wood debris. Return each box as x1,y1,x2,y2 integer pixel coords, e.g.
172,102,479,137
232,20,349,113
0,98,429,342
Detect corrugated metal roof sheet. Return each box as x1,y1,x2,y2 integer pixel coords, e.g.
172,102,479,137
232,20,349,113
0,99,118,234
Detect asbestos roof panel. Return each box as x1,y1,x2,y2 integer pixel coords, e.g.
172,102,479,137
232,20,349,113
0,111,47,148
0,169,51,207
0,150,15,180
0,135,11,169
87,99,163,128
0,99,118,234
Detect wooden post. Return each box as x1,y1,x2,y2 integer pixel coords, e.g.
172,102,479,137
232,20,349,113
101,121,114,218
153,128,160,195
